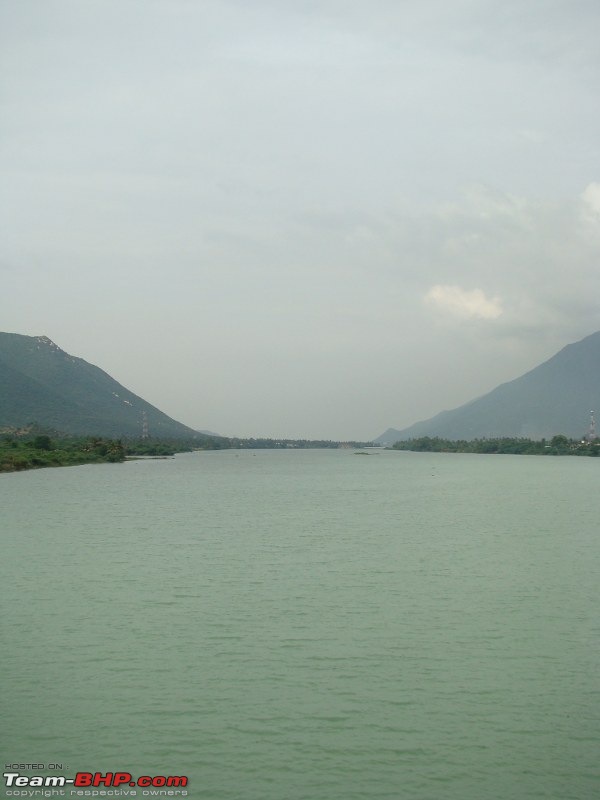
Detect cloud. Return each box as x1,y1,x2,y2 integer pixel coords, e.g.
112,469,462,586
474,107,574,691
425,285,503,320
582,183,600,218
1,0,599,438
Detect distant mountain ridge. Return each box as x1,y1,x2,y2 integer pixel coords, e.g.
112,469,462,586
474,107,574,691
376,331,600,443
0,332,200,438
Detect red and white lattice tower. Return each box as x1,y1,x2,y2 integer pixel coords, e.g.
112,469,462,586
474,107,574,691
588,410,596,442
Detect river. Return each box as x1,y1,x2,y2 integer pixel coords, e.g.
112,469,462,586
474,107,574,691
1,448,598,799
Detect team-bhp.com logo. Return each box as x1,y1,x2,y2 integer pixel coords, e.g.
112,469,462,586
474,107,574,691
4,772,188,796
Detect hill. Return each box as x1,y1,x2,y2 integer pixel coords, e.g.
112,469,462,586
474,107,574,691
0,332,201,439
376,331,600,443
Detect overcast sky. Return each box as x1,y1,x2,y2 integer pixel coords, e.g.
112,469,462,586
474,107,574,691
2,0,600,439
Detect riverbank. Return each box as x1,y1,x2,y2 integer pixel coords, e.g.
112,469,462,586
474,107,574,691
0,435,126,472
390,435,600,456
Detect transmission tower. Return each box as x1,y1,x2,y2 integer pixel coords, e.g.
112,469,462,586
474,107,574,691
141,410,149,439
588,410,596,442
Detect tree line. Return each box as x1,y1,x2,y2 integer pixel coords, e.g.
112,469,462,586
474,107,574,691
391,435,600,456
0,434,126,472
0,430,377,472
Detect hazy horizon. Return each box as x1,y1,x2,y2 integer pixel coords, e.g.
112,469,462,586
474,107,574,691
2,1,600,439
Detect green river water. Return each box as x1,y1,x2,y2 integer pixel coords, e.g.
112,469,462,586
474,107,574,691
1,448,598,799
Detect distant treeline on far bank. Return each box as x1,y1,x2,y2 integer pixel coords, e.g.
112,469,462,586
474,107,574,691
0,428,375,473
391,435,600,456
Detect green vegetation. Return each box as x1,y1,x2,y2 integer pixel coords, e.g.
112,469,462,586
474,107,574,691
225,437,373,449
123,436,374,455
0,429,378,473
122,437,222,457
391,435,600,456
0,434,126,472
